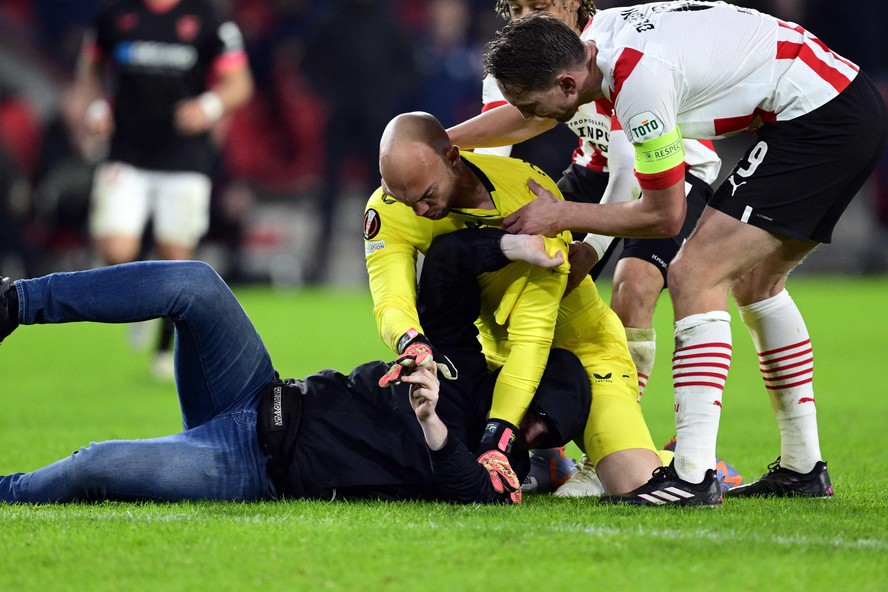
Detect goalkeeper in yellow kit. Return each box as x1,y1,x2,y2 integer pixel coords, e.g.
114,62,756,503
364,112,666,495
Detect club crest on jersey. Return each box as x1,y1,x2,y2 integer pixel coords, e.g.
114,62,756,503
363,209,381,240
176,16,201,42
627,111,663,143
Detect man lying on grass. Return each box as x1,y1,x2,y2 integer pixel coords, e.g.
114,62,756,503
0,232,584,504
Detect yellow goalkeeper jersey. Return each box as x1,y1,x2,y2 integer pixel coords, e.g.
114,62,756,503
364,150,625,427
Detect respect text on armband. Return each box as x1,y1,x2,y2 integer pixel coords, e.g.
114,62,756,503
638,138,682,163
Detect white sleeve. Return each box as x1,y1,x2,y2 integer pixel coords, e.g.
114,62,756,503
474,145,513,156
613,56,680,145
581,129,640,257
600,129,641,205
476,74,513,156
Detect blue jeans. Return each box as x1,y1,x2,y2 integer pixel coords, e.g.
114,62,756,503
1,261,278,502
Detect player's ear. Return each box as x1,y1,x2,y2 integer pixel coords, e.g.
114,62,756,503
557,73,578,96
445,144,460,166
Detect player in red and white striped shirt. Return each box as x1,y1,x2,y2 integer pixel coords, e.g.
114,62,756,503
484,1,888,504
450,0,719,402
449,0,723,499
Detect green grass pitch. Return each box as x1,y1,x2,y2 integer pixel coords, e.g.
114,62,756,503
1,276,886,591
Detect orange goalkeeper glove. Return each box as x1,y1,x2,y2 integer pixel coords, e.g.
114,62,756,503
477,450,522,504
378,329,458,387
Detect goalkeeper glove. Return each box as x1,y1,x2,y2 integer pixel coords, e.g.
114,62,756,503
378,329,458,387
477,450,522,504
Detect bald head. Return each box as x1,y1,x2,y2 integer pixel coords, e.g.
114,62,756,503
379,112,454,188
378,112,463,219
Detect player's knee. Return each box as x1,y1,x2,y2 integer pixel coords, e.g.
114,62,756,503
665,250,701,299
156,242,194,261
95,238,140,265
611,277,660,323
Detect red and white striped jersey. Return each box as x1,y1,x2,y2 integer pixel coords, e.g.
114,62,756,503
480,69,720,185
587,1,859,143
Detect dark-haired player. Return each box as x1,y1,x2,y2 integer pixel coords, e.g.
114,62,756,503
448,0,721,496
484,2,888,503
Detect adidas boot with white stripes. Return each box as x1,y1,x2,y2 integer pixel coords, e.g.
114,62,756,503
599,461,722,506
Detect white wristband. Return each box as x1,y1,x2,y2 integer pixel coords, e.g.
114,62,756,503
198,91,224,123
85,99,111,124
582,233,615,261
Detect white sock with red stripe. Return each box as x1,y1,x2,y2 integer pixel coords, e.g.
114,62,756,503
625,327,656,402
672,311,732,484
738,289,821,473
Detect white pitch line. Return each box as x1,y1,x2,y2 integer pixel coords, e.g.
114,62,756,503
4,508,887,551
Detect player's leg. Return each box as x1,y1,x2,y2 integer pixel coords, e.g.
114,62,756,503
151,171,213,379
666,206,783,486
89,161,152,264
0,413,268,503
560,297,664,495
609,258,661,329
611,172,712,400
152,171,211,261
727,240,833,497
726,72,886,497
592,211,775,505
6,261,275,428
610,256,664,401
665,96,885,486
583,385,675,499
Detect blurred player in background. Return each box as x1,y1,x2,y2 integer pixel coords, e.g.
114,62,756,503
485,4,888,504
447,0,720,496
70,0,253,379
300,0,419,285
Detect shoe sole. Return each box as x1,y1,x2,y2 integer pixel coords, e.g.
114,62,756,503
600,495,723,507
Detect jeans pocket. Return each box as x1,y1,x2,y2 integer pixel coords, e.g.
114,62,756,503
231,409,258,427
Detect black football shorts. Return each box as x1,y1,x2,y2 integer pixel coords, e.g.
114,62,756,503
558,163,713,283
709,72,888,243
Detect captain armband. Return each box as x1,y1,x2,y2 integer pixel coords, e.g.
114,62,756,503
633,127,686,190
